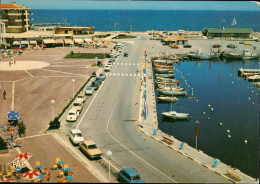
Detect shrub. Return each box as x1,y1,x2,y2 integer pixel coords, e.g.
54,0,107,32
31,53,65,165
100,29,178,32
0,137,8,150
48,117,61,130
18,121,26,136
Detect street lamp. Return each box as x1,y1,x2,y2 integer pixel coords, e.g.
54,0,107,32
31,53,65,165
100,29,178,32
72,79,75,97
107,151,112,182
51,100,55,120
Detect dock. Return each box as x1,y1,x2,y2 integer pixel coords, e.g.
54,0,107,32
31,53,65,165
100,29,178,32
238,69,260,77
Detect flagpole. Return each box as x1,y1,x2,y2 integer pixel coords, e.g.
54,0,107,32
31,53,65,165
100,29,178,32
195,120,199,150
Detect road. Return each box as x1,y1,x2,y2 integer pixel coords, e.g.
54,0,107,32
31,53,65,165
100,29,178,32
67,34,231,183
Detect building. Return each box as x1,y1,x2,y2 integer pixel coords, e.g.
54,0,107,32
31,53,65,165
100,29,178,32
0,3,33,33
202,28,253,38
162,35,189,45
55,27,95,35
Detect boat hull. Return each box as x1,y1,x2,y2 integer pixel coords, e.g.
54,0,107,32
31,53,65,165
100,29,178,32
162,111,190,120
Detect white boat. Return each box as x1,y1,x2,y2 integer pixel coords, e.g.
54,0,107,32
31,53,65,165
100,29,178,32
162,111,190,120
155,73,175,78
157,86,185,91
248,75,260,82
231,17,237,26
241,49,259,60
157,83,178,88
188,49,219,60
226,52,242,59
157,96,178,102
157,89,187,96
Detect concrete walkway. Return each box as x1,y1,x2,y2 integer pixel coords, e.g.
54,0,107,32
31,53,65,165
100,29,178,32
138,56,258,184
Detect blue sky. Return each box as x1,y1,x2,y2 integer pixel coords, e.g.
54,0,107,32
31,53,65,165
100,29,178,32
2,1,260,11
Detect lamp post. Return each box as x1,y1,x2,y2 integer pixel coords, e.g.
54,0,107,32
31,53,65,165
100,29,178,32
72,79,75,97
107,151,112,182
51,100,55,121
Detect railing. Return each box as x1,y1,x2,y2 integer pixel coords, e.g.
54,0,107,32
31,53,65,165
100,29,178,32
8,13,23,16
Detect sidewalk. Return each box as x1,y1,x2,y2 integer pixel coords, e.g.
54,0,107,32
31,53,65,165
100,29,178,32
138,56,258,184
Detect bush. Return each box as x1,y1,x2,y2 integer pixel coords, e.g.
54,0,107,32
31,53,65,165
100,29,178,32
0,137,8,150
18,121,26,136
48,117,61,130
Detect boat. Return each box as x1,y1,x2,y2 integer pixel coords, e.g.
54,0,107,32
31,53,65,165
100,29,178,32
157,96,178,103
156,78,178,83
248,75,260,82
231,17,237,26
153,59,174,66
241,49,259,60
154,68,175,74
157,86,185,91
188,49,219,60
157,83,178,88
162,111,190,120
156,80,180,86
226,52,242,59
157,89,187,96
153,65,174,69
155,73,175,78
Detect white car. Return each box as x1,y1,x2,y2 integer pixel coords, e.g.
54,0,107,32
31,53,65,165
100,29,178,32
66,109,79,122
85,86,94,95
106,63,113,68
76,94,85,103
104,65,111,72
69,129,85,145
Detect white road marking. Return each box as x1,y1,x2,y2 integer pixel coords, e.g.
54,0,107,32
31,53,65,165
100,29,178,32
138,74,140,77
125,74,128,76
121,63,123,65
134,74,136,77
130,74,132,76
117,73,120,76
129,63,132,66
113,73,116,76
125,63,128,65
133,63,136,65
117,63,119,65
122,73,124,76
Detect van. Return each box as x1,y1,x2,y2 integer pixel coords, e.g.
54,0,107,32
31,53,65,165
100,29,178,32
91,80,101,90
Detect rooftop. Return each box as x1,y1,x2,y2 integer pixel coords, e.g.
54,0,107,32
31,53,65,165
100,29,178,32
1,3,29,9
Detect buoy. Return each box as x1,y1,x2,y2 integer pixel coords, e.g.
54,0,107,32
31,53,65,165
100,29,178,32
228,135,231,138
256,94,258,96
220,122,223,126
202,112,206,115
252,91,254,93
191,88,193,90
211,108,214,111
230,74,232,76
248,97,251,101
208,104,211,107
207,117,210,120
227,129,230,133
232,81,234,84
244,139,248,144
188,85,190,87
188,74,190,76
196,100,199,102
252,102,254,105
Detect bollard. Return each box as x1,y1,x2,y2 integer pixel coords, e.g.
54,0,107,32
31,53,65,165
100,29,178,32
212,159,218,168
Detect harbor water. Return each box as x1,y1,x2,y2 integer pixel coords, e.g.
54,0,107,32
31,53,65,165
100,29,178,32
156,59,259,178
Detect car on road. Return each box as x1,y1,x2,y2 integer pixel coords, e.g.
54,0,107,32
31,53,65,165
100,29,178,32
69,129,85,145
66,109,79,122
212,44,221,48
96,76,103,84
124,52,128,57
183,44,192,48
109,57,116,62
106,63,113,68
99,72,106,81
85,86,94,95
227,44,237,48
76,94,85,103
244,42,252,45
104,65,111,72
118,168,145,183
79,140,103,159
91,80,101,90
71,100,83,114
239,41,245,44
170,44,179,49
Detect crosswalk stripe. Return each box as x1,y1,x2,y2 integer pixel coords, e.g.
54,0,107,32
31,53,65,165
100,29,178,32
133,63,136,65
138,74,140,76
122,73,124,76
125,63,128,65
113,73,116,76
130,74,132,76
109,73,112,76
117,73,120,76
125,74,128,76
134,74,136,76
129,63,132,65
121,63,123,65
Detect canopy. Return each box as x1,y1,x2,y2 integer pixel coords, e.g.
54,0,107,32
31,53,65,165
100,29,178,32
16,152,32,161
29,40,37,45
55,39,64,44
21,41,29,45
43,39,55,44
23,170,40,180
12,41,20,45
74,38,84,44
7,111,20,121
64,39,73,44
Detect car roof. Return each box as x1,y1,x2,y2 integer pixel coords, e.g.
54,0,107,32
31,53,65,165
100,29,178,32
68,109,77,113
122,168,139,177
82,140,96,145
71,129,82,134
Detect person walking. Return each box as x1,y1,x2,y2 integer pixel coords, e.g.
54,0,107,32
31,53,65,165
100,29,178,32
3,90,7,100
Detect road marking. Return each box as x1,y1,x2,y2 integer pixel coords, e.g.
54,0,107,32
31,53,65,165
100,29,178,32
109,73,112,76
129,63,132,66
130,74,132,76
133,63,136,65
122,73,124,76
125,74,128,76
24,70,34,77
113,73,116,76
121,63,123,65
138,64,140,65
134,74,136,77
117,73,120,76
16,133,51,140
138,74,140,77
117,63,119,65
125,63,128,65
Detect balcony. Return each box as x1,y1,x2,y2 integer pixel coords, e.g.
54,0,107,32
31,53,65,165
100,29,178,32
24,18,34,21
23,12,33,16
7,25,24,28
15,19,23,22
1,19,9,22
8,13,23,16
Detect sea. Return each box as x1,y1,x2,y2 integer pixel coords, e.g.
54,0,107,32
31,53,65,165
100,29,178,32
32,10,259,178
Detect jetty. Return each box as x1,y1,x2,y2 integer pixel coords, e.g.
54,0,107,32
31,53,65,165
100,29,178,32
238,69,260,77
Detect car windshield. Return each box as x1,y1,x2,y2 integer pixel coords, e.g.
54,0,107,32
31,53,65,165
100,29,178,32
78,96,83,98
100,74,104,76
74,103,81,106
88,144,98,149
87,87,92,90
69,112,75,115
132,175,141,181
73,133,82,137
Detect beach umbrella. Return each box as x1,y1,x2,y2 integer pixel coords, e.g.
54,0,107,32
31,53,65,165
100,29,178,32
23,170,40,180
7,111,20,121
16,152,32,161
0,178,15,182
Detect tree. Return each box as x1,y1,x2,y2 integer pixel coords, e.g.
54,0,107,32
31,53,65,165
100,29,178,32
18,121,26,137
0,137,8,150
49,117,61,130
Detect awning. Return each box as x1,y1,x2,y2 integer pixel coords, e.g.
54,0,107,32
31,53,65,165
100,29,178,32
84,38,92,42
74,39,84,44
29,40,37,45
64,39,73,44
12,41,20,45
21,40,29,45
43,39,55,44
55,39,64,44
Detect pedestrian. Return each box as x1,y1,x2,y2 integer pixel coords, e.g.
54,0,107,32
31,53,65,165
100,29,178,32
9,61,11,67
3,90,6,100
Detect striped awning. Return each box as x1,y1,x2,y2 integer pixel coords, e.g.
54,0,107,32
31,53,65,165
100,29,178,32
29,40,37,45
64,39,73,44
12,41,20,45
74,39,84,44
55,39,64,44
43,39,55,44
21,40,29,45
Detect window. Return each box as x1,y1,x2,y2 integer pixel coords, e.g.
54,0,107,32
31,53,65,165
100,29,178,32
65,30,68,34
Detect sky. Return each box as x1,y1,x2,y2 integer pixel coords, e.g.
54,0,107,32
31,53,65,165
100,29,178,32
2,0,260,11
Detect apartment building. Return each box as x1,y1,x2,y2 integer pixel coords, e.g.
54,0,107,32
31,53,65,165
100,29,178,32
0,3,33,33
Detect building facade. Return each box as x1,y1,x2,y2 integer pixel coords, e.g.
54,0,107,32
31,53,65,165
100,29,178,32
55,27,95,35
0,3,33,33
202,28,253,38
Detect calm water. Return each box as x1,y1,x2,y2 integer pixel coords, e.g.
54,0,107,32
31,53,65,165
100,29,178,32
32,10,260,32
156,59,259,178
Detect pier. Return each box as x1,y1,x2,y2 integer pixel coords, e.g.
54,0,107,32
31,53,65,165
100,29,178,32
238,69,260,77
32,23,66,26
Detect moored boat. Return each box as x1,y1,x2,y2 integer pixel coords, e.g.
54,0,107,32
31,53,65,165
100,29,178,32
162,111,190,120
157,89,187,96
155,73,175,78
157,96,178,102
241,49,259,60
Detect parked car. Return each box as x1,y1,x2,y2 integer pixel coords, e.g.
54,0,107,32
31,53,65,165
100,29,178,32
99,72,106,81
239,41,245,44
66,109,79,122
106,63,113,68
227,44,237,48
170,44,179,49
71,100,83,114
96,76,103,84
79,140,103,159
109,57,116,62
104,65,111,72
69,129,85,145
76,94,85,103
85,86,94,95
118,168,145,183
91,80,101,90
244,42,251,45
183,44,192,48
124,52,128,57
212,44,221,48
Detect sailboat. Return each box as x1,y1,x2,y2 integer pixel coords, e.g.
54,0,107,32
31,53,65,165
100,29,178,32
231,18,237,26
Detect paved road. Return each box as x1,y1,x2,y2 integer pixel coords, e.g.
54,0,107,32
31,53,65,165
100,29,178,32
74,35,231,183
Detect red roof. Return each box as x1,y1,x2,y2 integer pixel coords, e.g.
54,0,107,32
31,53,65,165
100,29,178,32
1,3,27,9
165,35,189,41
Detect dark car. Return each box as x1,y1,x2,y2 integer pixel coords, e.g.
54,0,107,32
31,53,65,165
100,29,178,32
227,44,237,48
99,72,106,81
183,44,192,48
124,52,128,57
91,80,101,90
118,168,145,183
212,44,221,48
239,41,245,44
